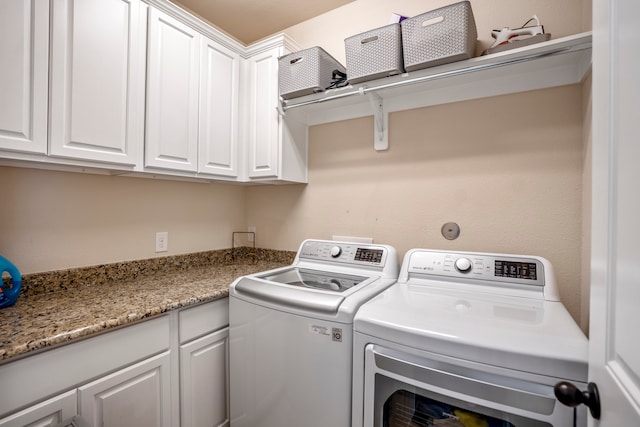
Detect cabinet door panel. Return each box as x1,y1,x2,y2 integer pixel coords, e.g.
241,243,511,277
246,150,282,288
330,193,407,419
146,8,200,172
248,49,280,178
0,0,48,154
49,0,145,165
79,351,171,427
0,390,76,427
198,38,239,177
180,328,229,427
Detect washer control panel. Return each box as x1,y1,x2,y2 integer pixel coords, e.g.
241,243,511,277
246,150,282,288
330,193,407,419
299,240,387,267
406,250,544,287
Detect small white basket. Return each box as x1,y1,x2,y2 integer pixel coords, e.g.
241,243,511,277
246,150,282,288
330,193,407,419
401,0,477,72
345,23,404,84
278,46,345,100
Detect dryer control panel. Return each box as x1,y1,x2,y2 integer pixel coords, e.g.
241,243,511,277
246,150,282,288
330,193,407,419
298,240,389,267
405,250,546,288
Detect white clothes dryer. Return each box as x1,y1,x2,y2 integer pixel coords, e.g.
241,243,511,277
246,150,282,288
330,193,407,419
352,249,589,427
229,239,399,427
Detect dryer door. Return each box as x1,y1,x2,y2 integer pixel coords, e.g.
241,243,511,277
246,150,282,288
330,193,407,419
363,344,583,427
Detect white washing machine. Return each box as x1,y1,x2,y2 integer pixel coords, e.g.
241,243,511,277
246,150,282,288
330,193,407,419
229,239,399,427
352,249,589,427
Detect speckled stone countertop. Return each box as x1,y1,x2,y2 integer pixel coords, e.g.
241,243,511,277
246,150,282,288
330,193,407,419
0,247,294,364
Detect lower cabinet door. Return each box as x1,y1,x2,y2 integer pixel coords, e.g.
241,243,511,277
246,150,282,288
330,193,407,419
180,327,229,427
0,390,77,427
79,351,171,427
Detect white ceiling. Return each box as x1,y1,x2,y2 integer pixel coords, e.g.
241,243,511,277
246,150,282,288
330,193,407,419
171,0,357,45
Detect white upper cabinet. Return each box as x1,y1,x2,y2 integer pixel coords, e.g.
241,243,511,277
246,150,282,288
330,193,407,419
198,38,240,177
145,7,200,172
49,0,147,166
0,0,49,155
244,35,308,183
246,48,280,179
146,7,241,178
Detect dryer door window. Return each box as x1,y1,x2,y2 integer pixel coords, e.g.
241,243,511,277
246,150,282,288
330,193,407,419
378,379,550,427
363,345,580,427
383,388,519,427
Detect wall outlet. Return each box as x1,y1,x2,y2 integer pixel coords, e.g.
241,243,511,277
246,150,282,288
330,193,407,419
155,231,168,252
247,226,256,242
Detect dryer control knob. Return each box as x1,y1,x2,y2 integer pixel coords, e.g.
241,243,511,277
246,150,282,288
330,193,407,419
330,246,342,258
455,257,472,273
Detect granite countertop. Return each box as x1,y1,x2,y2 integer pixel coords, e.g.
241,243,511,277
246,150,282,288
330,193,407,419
0,247,294,364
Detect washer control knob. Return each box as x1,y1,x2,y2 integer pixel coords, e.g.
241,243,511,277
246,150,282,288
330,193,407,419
455,257,473,273
330,246,342,258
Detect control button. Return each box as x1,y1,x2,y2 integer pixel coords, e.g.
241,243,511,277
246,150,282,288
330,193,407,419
330,246,342,258
455,257,473,273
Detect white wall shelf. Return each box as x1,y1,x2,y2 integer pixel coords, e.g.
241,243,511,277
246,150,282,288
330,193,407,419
282,32,592,151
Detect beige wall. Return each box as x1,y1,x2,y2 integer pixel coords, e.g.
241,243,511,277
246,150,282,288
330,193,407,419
0,167,246,273
246,85,585,322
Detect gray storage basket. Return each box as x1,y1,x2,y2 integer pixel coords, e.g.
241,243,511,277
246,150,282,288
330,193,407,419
278,46,345,100
401,0,477,72
345,23,404,84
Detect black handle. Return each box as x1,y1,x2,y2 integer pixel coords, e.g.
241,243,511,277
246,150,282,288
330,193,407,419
554,381,601,420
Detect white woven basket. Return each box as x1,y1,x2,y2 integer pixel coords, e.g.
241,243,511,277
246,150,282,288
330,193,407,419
278,46,345,100
345,23,404,84
401,0,477,72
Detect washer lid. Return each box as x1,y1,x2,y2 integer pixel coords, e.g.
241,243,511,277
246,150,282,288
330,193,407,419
354,283,588,381
258,268,368,292
232,273,348,314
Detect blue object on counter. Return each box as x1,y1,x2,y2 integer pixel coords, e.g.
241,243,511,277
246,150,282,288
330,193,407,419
0,255,21,309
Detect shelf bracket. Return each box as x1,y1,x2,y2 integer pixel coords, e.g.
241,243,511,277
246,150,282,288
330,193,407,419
367,92,388,151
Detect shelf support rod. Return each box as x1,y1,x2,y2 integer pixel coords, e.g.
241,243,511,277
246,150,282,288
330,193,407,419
367,92,388,151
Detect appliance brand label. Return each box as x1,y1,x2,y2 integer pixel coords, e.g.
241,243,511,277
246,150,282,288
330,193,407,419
308,325,342,342
309,325,330,336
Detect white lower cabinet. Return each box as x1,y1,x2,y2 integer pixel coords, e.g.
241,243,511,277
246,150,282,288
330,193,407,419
180,328,229,427
0,391,76,427
179,298,230,427
79,352,172,427
0,299,230,427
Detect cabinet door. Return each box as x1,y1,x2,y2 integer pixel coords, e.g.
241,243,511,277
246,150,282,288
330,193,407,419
79,351,171,427
49,0,146,165
146,7,200,172
0,390,76,427
198,38,240,177
180,328,229,427
247,48,281,179
0,0,48,154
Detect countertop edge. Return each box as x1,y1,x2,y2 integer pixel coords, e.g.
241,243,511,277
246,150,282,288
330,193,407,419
0,248,294,364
